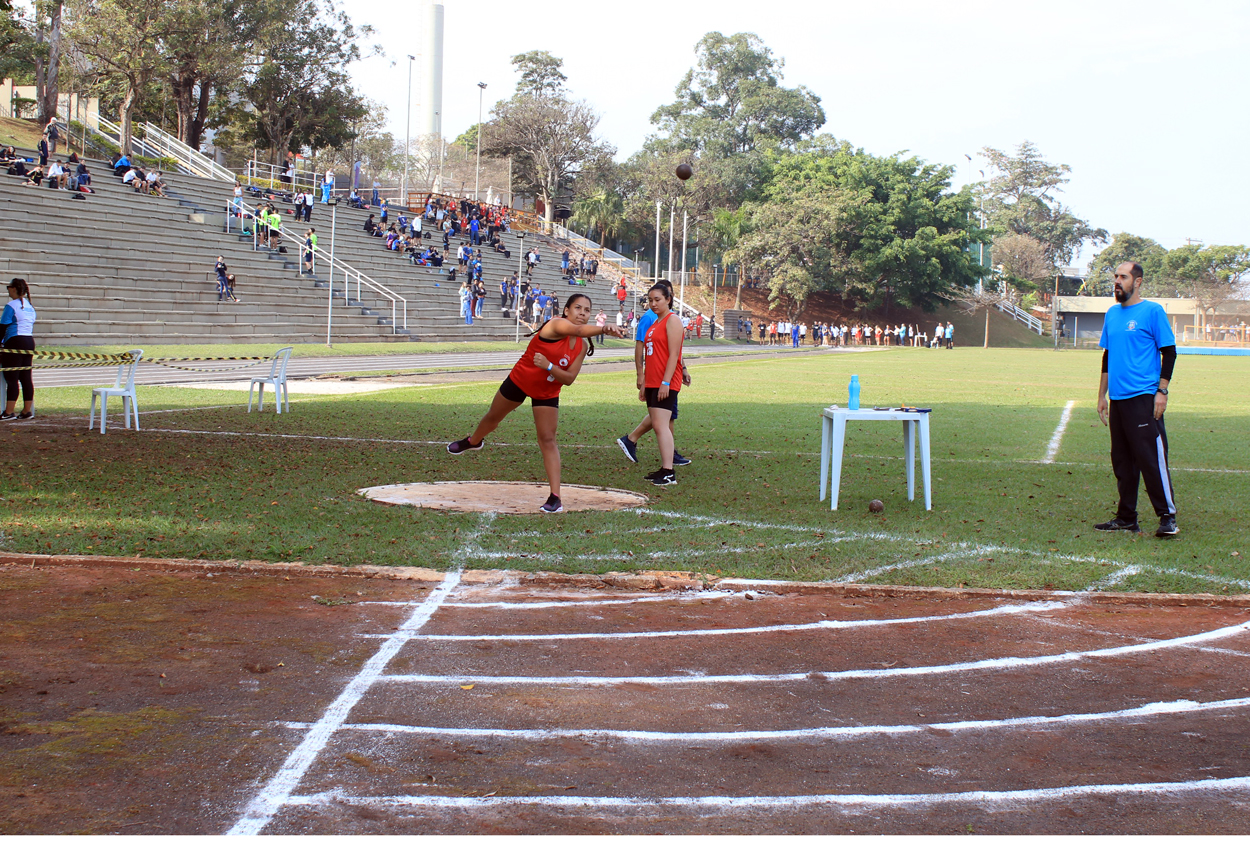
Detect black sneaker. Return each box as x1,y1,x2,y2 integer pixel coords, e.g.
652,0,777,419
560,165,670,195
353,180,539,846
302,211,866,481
539,493,564,514
645,469,676,486
1094,517,1141,533
617,435,638,463
1155,515,1179,537
672,450,691,466
0,412,14,421
15,412,33,420
447,436,484,455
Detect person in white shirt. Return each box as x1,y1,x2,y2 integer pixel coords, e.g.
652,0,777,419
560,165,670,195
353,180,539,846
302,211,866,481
1,278,37,420
46,160,65,189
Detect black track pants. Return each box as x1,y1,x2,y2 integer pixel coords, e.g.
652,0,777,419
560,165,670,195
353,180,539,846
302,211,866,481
1108,393,1177,521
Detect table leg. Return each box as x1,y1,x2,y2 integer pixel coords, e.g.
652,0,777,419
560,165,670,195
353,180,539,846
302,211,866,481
919,414,932,510
819,413,831,501
830,415,846,510
904,420,916,502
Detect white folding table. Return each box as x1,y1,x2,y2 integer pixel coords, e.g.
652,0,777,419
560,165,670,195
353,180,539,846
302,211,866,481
819,406,932,510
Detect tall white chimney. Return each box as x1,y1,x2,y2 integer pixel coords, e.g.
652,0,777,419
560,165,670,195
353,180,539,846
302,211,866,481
420,3,444,140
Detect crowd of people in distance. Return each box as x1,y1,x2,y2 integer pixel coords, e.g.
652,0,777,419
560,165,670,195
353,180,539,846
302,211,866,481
109,153,167,197
3,133,95,195
754,320,955,348
560,250,599,287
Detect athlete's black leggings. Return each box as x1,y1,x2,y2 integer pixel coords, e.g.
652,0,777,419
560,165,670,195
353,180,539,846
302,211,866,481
2,335,35,405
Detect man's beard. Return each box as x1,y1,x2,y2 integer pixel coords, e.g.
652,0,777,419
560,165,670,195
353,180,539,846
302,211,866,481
1114,287,1130,303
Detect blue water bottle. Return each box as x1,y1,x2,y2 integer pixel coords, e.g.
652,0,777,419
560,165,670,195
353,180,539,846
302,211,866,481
848,375,861,410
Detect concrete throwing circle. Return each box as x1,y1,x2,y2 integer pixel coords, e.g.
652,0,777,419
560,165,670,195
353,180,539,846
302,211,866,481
358,480,648,514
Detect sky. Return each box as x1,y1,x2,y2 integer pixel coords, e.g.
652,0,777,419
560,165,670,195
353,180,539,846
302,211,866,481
341,0,1250,268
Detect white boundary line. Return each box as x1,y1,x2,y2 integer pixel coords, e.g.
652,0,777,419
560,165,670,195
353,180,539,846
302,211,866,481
286,775,1250,811
279,694,1250,743
1042,400,1077,463
387,599,1069,642
378,619,1250,686
227,513,496,836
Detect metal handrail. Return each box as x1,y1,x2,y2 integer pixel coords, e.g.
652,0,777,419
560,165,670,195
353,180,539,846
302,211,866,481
140,123,235,183
229,197,409,333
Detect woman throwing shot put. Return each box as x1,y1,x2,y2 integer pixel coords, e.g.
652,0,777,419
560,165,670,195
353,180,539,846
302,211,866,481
447,293,624,513
640,282,684,486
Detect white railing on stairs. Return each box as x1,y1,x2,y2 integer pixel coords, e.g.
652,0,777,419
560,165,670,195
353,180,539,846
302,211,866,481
227,198,409,334
994,299,1045,335
139,123,235,183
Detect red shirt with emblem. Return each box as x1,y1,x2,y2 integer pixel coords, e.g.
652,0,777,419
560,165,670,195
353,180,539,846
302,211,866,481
644,312,683,389
509,332,585,399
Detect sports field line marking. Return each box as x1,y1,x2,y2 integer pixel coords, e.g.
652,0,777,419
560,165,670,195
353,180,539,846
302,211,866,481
286,774,1250,811
1042,400,1077,463
361,591,738,609
106,426,1250,475
226,513,495,836
280,694,1250,743
378,619,1250,687
828,548,988,584
379,599,1070,642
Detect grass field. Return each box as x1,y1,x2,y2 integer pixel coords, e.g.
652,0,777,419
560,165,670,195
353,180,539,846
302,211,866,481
2,347,1247,594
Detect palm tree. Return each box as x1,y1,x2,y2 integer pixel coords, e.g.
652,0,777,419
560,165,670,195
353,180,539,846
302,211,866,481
572,190,624,248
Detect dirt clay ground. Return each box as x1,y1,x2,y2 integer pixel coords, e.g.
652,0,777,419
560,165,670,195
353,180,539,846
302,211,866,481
3,557,1250,835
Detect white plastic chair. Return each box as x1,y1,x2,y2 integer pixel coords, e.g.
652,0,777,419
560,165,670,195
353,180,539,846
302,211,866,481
248,346,294,413
89,349,143,434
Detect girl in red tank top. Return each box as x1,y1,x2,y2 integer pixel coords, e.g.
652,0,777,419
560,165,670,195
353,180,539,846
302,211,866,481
447,293,624,513
639,282,684,486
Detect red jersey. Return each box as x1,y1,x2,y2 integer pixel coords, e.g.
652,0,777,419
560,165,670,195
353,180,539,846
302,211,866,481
644,312,684,389
508,332,585,399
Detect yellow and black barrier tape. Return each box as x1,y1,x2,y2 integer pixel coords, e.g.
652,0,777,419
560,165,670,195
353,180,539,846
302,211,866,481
0,349,271,372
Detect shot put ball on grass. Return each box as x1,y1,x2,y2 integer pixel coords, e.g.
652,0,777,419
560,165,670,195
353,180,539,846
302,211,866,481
869,499,885,513
675,163,693,181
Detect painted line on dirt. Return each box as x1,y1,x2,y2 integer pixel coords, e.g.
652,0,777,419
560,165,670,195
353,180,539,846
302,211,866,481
282,694,1250,743
378,619,1250,687
227,513,495,836
361,591,738,609
286,774,1250,811
1042,400,1076,463
829,548,988,584
398,599,1069,642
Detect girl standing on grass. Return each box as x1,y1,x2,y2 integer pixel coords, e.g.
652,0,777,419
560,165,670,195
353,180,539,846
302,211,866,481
1,278,37,421
447,294,624,513
639,282,684,486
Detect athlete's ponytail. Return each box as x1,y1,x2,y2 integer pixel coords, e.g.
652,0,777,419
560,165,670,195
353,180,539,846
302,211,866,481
7,277,31,307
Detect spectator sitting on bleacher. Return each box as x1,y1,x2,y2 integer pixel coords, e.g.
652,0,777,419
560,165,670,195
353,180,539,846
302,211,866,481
110,153,131,176
69,163,92,193
148,170,167,197
122,166,144,192
348,188,364,209
0,146,17,165
363,213,377,235
45,160,65,189
21,165,45,187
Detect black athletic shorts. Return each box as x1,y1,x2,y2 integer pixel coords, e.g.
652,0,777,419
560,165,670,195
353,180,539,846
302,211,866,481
644,386,679,414
499,375,559,408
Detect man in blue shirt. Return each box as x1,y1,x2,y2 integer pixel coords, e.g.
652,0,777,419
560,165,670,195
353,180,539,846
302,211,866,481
616,280,691,467
1096,262,1179,537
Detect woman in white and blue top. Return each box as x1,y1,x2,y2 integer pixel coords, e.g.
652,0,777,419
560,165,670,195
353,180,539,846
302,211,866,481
1,278,37,420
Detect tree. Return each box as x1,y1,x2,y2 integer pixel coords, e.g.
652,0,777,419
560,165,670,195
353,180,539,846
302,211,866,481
238,0,372,162
65,0,179,156
571,190,624,246
978,141,1107,268
163,0,282,149
727,138,989,315
483,93,614,225
1,6,38,85
1157,244,1250,321
652,31,825,158
510,50,566,97
992,232,1051,295
33,0,63,125
1087,233,1167,297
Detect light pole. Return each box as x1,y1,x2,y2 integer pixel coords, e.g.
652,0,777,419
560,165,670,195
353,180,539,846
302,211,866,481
515,233,525,343
667,203,675,283
403,55,415,209
326,198,338,346
475,82,486,201
653,200,661,283
712,264,718,341
679,209,688,309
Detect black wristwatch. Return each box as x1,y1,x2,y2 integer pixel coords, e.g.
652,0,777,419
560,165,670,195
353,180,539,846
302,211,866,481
1157,387,1168,395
